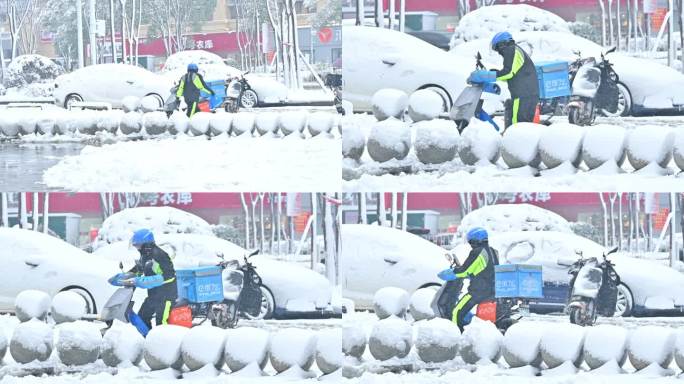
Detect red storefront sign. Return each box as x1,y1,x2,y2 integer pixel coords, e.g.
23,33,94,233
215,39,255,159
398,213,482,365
132,32,249,57
382,0,605,14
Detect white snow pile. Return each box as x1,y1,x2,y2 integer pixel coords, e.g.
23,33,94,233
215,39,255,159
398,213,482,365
51,291,87,324
502,123,544,168
189,112,212,136
583,324,628,369
169,111,189,135
4,54,64,88
342,322,367,359
415,318,460,363
342,116,366,160
373,287,410,319
316,328,343,374
457,203,571,238
210,112,233,136
414,119,460,164
372,89,408,121
408,89,444,122
101,320,145,367
539,123,585,169
0,325,6,361
56,320,102,366
626,126,675,170
459,318,503,364
10,318,53,363
161,50,240,81
14,290,51,322
120,112,142,135
409,287,437,321
581,124,628,169
675,330,684,372
458,120,501,166
232,112,256,136
144,324,189,370
540,323,585,368
143,112,170,135
502,321,546,368
224,327,270,372
181,325,226,371
308,112,335,137
254,112,279,136
368,315,413,361
95,206,213,248
450,4,569,47
367,117,411,162
627,326,675,370
269,328,317,373
279,111,308,136
122,96,141,113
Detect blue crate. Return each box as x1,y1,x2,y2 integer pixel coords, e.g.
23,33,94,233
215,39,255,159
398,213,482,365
535,61,571,99
176,266,224,303
495,264,543,299
200,80,226,110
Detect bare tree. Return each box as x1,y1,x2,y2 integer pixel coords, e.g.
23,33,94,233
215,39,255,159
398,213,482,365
240,193,251,249
598,0,607,46
6,0,35,58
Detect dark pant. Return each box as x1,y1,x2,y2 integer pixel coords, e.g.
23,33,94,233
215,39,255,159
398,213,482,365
505,96,539,128
184,97,199,117
138,292,175,329
452,290,491,332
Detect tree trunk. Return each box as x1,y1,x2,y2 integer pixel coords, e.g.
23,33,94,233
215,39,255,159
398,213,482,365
598,0,607,46
311,193,319,269
401,192,408,231
32,193,39,232
359,193,367,224
390,192,397,228
241,193,251,249
608,0,614,46
0,193,8,227
377,193,386,226
19,193,28,229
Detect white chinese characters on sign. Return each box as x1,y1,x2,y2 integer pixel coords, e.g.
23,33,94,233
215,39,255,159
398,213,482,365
141,193,193,206
192,39,214,50
505,192,552,203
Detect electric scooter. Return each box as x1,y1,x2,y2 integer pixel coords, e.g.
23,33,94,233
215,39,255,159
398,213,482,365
450,52,502,133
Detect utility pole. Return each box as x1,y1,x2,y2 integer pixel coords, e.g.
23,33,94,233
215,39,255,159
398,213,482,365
89,0,97,65
399,0,406,32
110,0,117,63
668,0,675,67
77,0,85,68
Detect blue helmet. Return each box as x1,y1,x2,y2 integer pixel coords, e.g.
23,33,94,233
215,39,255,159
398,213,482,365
491,32,513,51
466,227,488,243
187,63,199,72
131,229,155,246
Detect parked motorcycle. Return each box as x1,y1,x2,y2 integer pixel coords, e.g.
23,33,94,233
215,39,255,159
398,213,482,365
225,72,258,113
450,52,502,132
567,47,620,126
558,246,620,326
325,73,345,115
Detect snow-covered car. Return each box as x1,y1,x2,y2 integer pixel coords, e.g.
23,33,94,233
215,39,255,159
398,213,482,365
342,224,449,308
53,64,173,109
451,31,684,116
94,234,335,319
344,26,498,114
454,231,684,317
0,228,120,315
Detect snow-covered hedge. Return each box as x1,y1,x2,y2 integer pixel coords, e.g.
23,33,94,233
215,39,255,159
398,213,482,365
459,319,502,364
342,323,367,359
368,316,412,361
415,318,460,363
414,119,460,164
540,323,585,368
502,123,543,168
270,328,317,373
5,54,64,88
308,112,335,137
181,325,226,370
581,124,627,169
189,112,212,136
316,328,343,374
371,89,408,121
56,321,102,366
367,118,411,163
279,111,308,136
15,290,51,322
143,112,170,136
101,320,145,367
255,112,279,136
342,117,366,160
373,287,409,319
51,291,87,324
458,121,501,166
539,123,584,169
409,288,436,321
10,319,53,363
210,113,233,136
502,322,544,368
583,324,628,369
627,126,674,170
224,327,270,372
143,324,188,370
232,112,256,136
408,89,443,122
627,326,675,370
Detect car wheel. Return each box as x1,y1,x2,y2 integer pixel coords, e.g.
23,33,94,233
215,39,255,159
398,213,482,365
418,85,451,114
601,83,632,117
61,286,97,314
64,94,83,109
613,283,633,317
244,286,275,320
240,89,258,108
145,93,164,109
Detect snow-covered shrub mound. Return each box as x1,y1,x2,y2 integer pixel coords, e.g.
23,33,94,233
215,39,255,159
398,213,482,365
675,330,684,372
10,319,53,363
5,54,64,88
74,112,100,135
341,117,366,160
189,112,212,136
169,111,189,135
0,327,6,361
627,126,674,170
279,111,308,136
627,326,675,370
415,318,460,363
583,324,628,369
232,112,256,136
367,117,411,162
120,112,143,135
95,206,213,248
449,4,569,47
372,89,408,121
51,291,87,324
144,325,189,370
54,112,76,135
408,89,444,122
140,95,161,113
502,123,544,168
673,130,684,172
458,120,501,165
15,290,51,322
224,327,270,372
457,203,571,238
255,112,279,136
581,124,627,169
122,96,141,113
209,113,232,136
308,112,335,137
181,325,226,371
0,110,21,137
342,323,366,358
459,318,503,364
502,321,545,368
414,119,460,164
270,328,317,373
539,123,584,169
97,110,123,134
368,315,412,361
373,287,410,319
36,115,57,135
409,288,437,321
101,320,144,367
316,328,343,374
540,323,585,368
56,321,101,366
143,112,170,135
18,115,37,135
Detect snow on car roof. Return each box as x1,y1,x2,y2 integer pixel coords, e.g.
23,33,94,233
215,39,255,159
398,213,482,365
457,203,573,240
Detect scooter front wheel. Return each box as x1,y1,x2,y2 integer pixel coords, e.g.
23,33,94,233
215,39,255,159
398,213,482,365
569,306,585,325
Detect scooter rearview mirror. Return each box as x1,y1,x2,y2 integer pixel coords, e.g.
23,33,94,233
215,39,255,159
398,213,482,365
607,246,619,255
118,261,124,272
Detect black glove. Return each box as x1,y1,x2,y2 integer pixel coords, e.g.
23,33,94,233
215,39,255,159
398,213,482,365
210,90,216,96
